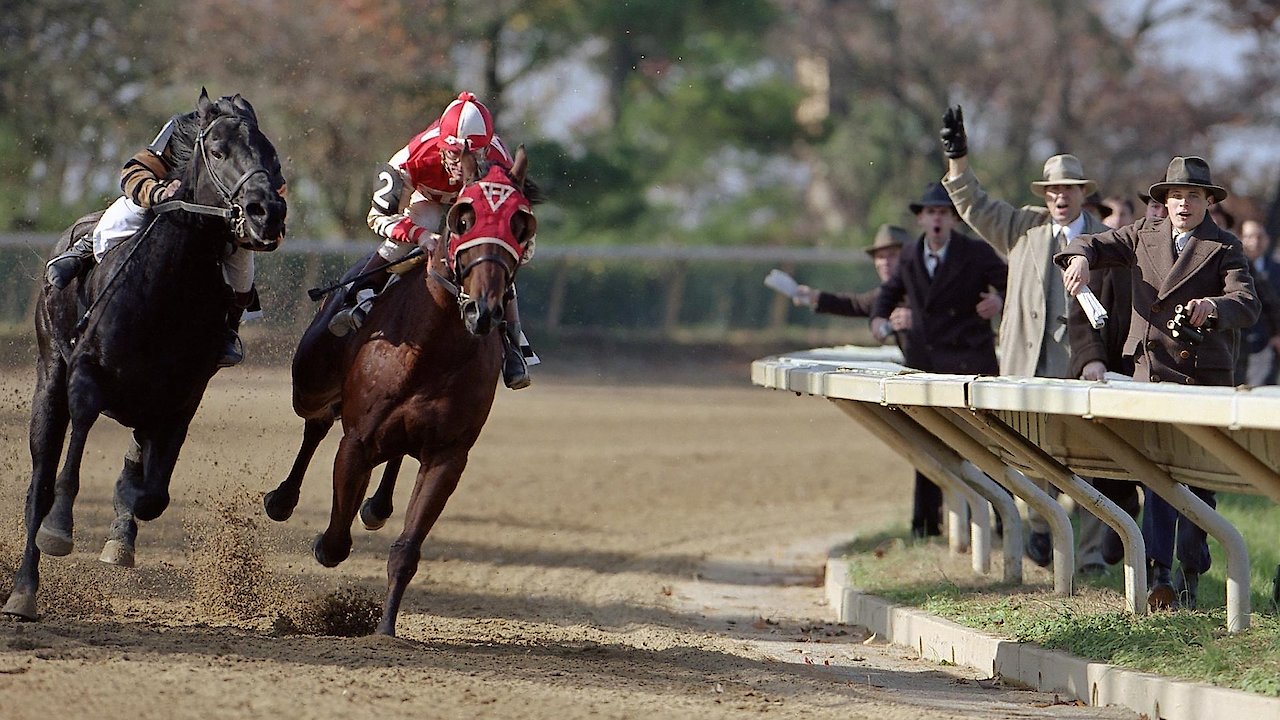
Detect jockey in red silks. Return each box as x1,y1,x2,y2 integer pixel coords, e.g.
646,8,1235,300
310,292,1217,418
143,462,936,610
328,91,537,389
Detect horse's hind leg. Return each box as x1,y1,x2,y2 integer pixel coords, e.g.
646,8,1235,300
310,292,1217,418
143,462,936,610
265,417,334,521
360,457,403,531
99,433,143,567
3,358,71,619
378,451,467,636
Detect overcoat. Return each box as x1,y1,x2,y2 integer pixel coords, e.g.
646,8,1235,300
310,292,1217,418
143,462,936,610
944,167,1109,377
1067,265,1135,378
871,230,1007,374
1055,215,1260,386
815,287,910,354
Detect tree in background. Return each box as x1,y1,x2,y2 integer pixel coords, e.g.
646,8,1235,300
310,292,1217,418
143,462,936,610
2,0,1277,254
0,1,176,229
774,0,1277,243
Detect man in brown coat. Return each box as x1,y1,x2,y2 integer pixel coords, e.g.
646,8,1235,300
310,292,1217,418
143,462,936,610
1057,155,1260,607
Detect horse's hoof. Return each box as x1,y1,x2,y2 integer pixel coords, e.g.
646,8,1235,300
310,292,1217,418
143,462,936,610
133,492,170,522
2,590,38,621
359,498,389,531
99,539,136,568
263,489,298,522
312,534,349,568
35,524,73,556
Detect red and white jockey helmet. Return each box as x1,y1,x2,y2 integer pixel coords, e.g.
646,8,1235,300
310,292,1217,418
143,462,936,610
439,92,494,153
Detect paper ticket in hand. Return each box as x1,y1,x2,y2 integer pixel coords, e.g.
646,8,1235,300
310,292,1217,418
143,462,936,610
764,269,801,298
1076,287,1108,329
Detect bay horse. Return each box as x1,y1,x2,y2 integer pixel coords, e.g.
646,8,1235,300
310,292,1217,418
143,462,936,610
2,90,287,621
264,147,537,636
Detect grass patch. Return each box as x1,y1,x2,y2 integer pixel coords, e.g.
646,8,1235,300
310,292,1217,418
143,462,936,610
839,493,1280,696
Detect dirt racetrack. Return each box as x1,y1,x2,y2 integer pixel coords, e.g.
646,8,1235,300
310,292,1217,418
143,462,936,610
0,355,1136,719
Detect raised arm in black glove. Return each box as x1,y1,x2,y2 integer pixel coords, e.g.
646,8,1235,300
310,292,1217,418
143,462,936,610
940,105,968,159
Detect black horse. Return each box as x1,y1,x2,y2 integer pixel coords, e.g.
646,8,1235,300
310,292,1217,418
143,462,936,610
2,90,287,621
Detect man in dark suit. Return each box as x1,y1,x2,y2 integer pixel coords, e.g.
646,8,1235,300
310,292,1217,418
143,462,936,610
872,183,1008,537
1058,156,1261,608
1066,250,1141,575
1238,220,1280,385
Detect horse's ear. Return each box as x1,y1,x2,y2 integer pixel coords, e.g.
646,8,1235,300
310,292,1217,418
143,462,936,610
510,145,528,186
197,87,213,116
230,94,259,125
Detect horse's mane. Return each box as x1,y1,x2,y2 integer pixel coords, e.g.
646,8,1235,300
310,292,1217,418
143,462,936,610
521,174,546,206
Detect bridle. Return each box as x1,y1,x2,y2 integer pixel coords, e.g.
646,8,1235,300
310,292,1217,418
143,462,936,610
428,164,532,312
153,114,273,243
71,114,277,339
428,237,520,311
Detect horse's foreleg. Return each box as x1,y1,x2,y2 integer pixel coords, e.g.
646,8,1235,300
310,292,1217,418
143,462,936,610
265,417,334,522
378,451,468,636
360,456,403,531
3,359,70,620
99,433,144,567
35,373,103,557
313,433,374,568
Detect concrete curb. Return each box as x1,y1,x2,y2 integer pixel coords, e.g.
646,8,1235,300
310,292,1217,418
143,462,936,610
825,557,1280,720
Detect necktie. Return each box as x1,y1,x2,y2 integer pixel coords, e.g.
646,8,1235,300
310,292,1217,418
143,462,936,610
926,250,940,278
1175,232,1191,255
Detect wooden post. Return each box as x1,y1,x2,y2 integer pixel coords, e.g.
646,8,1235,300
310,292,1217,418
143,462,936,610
662,261,688,335
544,258,570,332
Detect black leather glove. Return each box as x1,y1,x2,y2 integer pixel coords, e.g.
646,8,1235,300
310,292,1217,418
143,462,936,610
940,105,968,159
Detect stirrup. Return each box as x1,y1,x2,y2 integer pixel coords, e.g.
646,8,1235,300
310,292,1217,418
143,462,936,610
328,290,375,337
502,341,531,390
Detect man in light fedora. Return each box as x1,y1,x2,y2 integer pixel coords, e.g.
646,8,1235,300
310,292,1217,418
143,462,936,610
793,223,911,322
871,182,1007,538
938,105,1111,569
1057,155,1260,608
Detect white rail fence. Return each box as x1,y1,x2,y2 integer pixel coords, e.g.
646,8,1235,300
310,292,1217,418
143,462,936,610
752,345,1280,632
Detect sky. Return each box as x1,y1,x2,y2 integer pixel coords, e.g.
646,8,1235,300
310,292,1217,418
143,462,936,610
1109,0,1280,192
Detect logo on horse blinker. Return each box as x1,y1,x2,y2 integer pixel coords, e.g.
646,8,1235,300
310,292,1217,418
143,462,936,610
478,181,516,212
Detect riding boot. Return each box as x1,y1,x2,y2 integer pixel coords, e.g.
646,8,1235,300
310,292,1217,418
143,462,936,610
501,292,532,390
329,256,394,337
218,290,254,368
46,234,97,289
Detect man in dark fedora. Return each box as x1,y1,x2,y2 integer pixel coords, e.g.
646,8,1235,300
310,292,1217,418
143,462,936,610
1139,188,1168,220
1058,155,1260,608
871,182,1007,538
939,106,1112,569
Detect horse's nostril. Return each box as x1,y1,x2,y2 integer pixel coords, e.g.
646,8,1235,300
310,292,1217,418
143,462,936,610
492,304,505,324
245,202,265,218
